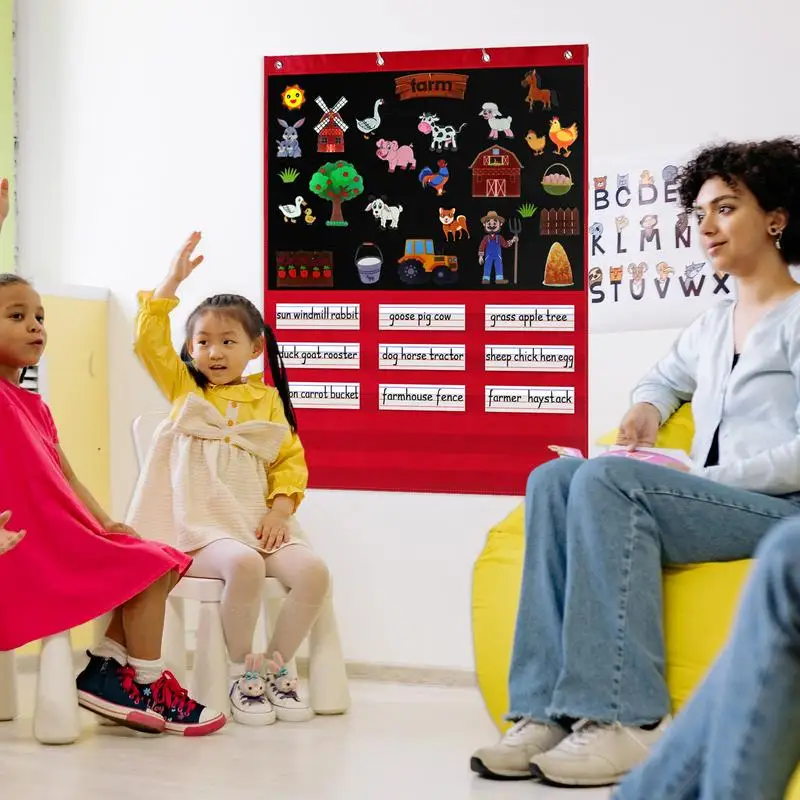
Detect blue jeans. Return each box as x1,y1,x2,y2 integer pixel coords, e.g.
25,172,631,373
508,456,800,726
614,516,800,800
483,251,504,281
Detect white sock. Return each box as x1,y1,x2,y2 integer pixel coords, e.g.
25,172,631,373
90,637,128,666
229,662,246,682
128,657,164,685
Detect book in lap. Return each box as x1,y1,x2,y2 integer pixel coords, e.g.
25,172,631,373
548,444,693,470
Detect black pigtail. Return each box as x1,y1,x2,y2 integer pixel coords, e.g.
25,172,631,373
263,324,297,432
180,341,210,390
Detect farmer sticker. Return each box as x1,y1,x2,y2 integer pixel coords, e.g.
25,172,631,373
485,385,575,414
379,343,466,371
379,384,466,412
478,211,518,286
379,304,466,331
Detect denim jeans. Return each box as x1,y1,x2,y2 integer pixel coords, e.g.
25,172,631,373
507,456,800,726
613,516,800,800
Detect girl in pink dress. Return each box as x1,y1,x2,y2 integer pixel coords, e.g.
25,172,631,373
0,183,224,737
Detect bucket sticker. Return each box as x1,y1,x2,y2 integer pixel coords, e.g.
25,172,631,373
309,161,364,227
364,196,403,229
276,251,334,288
375,139,417,173
549,118,578,157
522,69,558,110
356,99,384,138
479,103,514,140
276,118,305,159
355,242,384,285
439,208,470,241
419,160,450,196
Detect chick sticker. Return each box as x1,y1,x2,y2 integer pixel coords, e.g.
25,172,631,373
281,84,306,111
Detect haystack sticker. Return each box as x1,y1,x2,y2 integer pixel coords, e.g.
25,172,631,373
485,386,575,414
379,384,466,412
395,73,468,101
379,304,466,331
275,303,360,330
484,304,575,331
485,345,575,372
289,382,360,410
379,344,466,371
279,343,360,370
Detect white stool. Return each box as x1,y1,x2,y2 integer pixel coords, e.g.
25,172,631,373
0,631,81,744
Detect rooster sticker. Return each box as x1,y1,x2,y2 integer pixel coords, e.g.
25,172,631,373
549,118,578,157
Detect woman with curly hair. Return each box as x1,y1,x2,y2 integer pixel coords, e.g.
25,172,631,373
471,138,800,788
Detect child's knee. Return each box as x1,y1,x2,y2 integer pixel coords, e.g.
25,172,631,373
226,548,267,596
299,556,331,601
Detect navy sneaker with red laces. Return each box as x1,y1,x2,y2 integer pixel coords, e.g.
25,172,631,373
145,671,226,736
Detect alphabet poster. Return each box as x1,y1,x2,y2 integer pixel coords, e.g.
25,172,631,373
263,44,589,495
588,152,734,333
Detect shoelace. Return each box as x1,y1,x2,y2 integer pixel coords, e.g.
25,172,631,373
505,718,536,740
151,671,197,716
117,664,144,702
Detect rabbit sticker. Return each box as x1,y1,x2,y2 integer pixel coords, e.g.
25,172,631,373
277,118,305,159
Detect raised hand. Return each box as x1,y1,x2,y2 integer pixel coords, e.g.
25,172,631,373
169,231,205,284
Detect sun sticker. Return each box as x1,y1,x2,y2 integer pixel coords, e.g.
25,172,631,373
281,84,306,111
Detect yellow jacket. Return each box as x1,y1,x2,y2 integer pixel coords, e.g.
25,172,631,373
133,291,308,509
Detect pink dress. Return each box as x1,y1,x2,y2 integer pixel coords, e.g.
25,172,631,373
0,379,191,651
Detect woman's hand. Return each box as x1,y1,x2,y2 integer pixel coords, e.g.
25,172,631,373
105,521,142,539
0,510,26,555
616,402,661,450
256,508,291,552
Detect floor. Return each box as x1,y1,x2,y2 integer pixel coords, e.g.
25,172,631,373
0,675,611,800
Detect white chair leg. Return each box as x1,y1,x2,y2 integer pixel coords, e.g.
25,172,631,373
0,650,17,722
307,595,350,714
34,632,80,745
190,601,230,717
162,596,187,684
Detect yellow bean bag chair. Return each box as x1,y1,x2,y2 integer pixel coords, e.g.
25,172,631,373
472,404,800,798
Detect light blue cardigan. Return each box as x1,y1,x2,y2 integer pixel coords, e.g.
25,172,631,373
631,292,800,495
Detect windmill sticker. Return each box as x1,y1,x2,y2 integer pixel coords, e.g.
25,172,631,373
314,95,349,153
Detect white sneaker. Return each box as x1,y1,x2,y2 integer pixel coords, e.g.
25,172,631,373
229,670,276,726
470,718,569,780
530,716,671,787
266,668,313,722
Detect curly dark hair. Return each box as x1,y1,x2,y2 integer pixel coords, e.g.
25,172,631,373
678,138,800,263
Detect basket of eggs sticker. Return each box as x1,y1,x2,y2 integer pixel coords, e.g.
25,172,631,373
543,241,574,288
541,163,573,197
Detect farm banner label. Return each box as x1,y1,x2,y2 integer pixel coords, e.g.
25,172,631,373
264,44,589,495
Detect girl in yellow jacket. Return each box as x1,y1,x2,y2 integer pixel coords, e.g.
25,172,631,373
127,231,329,726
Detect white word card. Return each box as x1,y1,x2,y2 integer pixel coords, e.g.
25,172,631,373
378,384,466,412
484,344,575,372
279,342,360,370
275,303,360,330
485,385,575,414
289,382,360,410
378,304,466,331
484,305,575,332
379,343,466,371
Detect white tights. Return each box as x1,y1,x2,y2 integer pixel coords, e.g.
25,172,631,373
185,539,330,664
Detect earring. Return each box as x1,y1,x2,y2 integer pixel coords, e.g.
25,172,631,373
769,226,783,250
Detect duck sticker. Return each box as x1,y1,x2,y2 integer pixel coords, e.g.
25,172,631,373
279,195,307,223
356,99,384,138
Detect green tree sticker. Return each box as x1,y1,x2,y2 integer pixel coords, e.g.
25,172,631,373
309,161,364,227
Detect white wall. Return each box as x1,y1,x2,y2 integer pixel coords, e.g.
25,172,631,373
13,0,798,671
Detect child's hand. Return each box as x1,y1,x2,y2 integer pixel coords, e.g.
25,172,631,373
0,178,9,229
0,510,26,555
105,521,142,539
169,231,205,284
256,508,290,552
